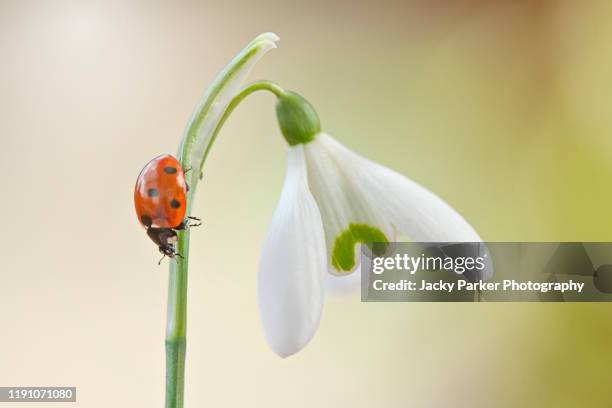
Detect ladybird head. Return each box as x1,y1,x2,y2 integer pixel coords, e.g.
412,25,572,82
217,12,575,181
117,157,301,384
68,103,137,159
159,244,179,258
146,227,179,257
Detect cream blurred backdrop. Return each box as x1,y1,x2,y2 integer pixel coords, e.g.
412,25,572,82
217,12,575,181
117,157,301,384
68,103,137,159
1,0,612,407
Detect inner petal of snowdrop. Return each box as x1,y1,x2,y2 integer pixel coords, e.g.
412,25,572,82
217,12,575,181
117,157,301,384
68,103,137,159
303,134,394,274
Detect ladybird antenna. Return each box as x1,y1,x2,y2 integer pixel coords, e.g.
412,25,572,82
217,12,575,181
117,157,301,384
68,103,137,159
158,254,166,265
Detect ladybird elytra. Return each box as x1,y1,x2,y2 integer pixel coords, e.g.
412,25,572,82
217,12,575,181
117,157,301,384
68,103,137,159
134,154,187,230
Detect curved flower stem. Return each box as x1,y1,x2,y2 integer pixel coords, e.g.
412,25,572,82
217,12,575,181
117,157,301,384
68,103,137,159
200,80,285,171
164,79,284,408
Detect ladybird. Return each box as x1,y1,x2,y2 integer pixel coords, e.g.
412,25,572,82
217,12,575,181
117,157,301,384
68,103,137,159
134,154,201,262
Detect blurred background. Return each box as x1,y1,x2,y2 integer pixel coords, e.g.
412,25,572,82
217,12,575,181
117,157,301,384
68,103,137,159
1,0,612,407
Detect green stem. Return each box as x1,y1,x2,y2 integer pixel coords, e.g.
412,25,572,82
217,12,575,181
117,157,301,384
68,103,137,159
164,80,284,408
200,80,285,172
164,230,189,408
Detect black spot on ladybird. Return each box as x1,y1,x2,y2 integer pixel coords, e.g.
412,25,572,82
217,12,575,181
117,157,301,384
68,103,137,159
147,188,159,197
170,199,181,209
140,214,153,227
164,166,177,174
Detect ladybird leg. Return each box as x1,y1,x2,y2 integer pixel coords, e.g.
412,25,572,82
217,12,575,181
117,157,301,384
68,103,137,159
187,216,202,227
182,166,192,191
174,217,202,230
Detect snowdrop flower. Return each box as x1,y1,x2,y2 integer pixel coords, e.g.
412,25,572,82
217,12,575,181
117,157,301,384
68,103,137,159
258,91,490,357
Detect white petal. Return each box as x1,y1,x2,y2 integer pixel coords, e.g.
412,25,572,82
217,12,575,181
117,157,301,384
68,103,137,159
324,269,362,296
303,135,394,275
314,133,493,279
258,145,327,357
182,32,279,173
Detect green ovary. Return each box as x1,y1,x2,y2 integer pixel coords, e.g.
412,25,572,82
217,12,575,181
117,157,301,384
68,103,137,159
331,223,389,272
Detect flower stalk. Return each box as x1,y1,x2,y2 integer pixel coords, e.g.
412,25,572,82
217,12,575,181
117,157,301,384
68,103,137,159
164,33,279,408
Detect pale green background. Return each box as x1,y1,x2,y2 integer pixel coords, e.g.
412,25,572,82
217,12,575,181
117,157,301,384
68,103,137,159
1,0,611,407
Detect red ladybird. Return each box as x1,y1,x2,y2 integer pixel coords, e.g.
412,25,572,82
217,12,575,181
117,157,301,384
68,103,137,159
134,154,200,262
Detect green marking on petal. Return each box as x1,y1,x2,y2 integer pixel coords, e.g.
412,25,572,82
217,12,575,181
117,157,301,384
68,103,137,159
331,223,388,272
